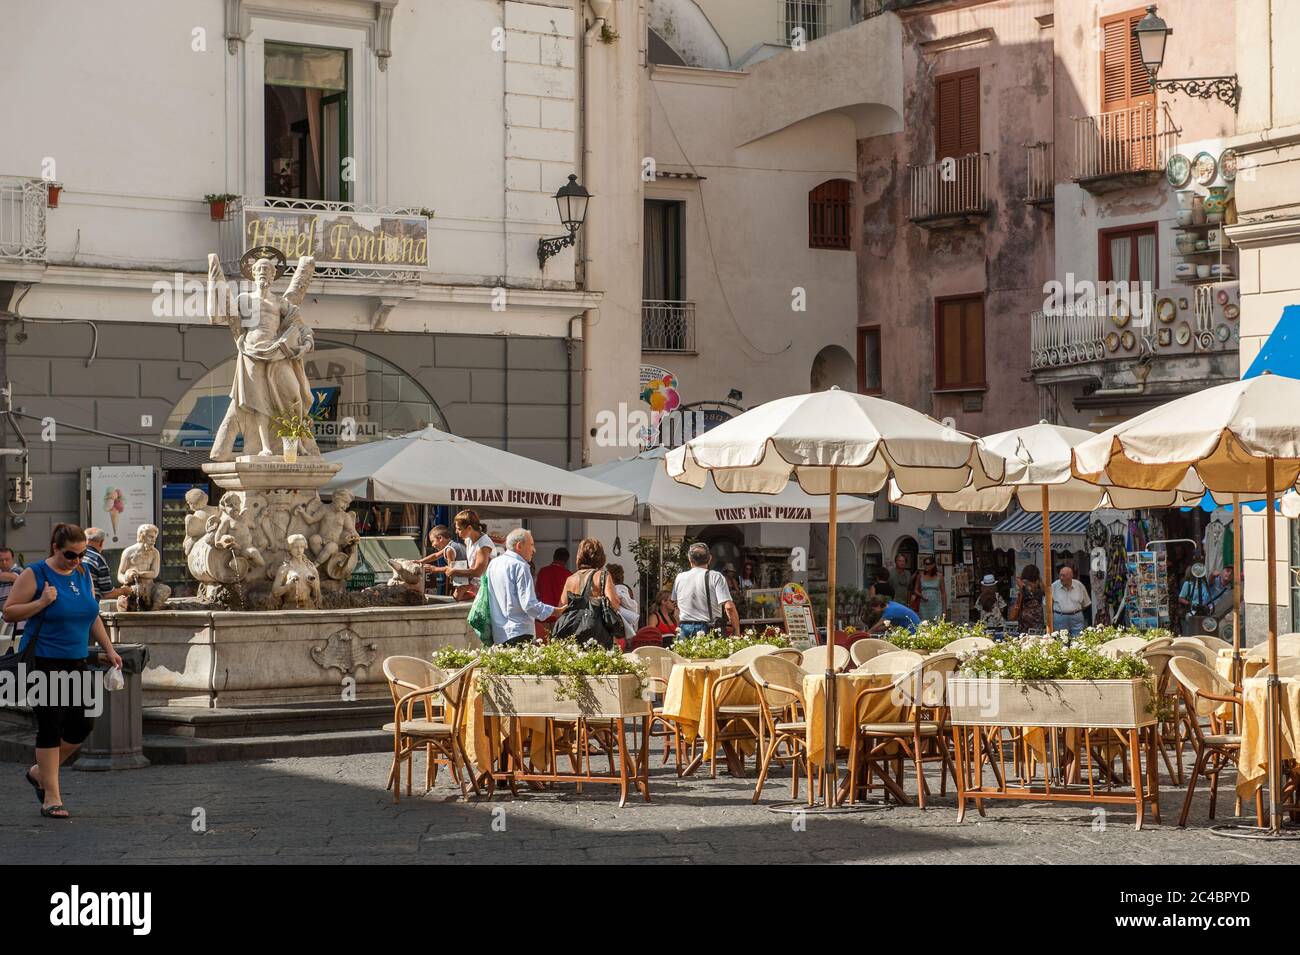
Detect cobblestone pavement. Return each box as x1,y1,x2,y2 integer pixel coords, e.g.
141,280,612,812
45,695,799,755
1,751,1295,864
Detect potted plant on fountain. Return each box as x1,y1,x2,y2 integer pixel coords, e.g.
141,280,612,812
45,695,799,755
272,411,316,464
204,192,239,222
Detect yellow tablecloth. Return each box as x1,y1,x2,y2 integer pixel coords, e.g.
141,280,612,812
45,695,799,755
460,680,555,776
660,661,755,762
803,672,904,765
1216,648,1265,683
1236,676,1300,800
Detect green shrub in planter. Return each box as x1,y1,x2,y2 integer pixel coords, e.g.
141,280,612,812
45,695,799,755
672,626,789,661
884,619,988,653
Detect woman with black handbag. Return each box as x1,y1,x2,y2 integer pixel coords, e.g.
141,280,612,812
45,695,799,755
3,523,122,819
551,538,623,649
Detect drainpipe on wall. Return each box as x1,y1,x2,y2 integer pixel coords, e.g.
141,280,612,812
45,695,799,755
575,0,605,291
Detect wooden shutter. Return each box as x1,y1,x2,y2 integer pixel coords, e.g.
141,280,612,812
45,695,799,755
809,179,852,250
935,296,985,390
1100,9,1154,112
934,69,980,160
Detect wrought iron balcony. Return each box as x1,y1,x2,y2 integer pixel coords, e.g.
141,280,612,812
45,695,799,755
1023,142,1054,206
1030,303,1107,369
908,153,990,225
641,300,696,353
0,176,48,263
1072,104,1179,192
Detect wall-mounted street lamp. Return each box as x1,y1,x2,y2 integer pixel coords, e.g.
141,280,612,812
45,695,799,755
537,174,592,268
1134,5,1240,111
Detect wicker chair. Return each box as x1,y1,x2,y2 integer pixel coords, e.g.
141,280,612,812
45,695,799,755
709,651,785,778
383,658,479,802
859,649,924,675
770,647,804,665
1097,636,1149,659
630,646,686,769
1167,656,1262,828
799,643,850,674
727,644,778,666
1170,637,1215,666
748,654,812,805
847,652,960,808
943,636,995,655
1190,634,1234,654
848,638,896,668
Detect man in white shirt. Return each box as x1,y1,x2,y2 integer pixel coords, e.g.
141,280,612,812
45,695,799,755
485,529,555,645
1051,565,1091,637
671,543,739,644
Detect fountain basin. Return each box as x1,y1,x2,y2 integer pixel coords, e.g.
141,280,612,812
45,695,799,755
105,601,476,707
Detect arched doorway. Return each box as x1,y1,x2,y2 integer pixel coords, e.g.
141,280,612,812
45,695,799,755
810,344,856,392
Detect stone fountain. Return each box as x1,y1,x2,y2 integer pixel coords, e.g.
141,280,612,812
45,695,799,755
104,248,475,718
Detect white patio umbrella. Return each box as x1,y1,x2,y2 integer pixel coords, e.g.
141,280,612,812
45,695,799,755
320,425,636,518
1072,372,1300,837
577,446,875,525
890,421,1202,624
666,387,1007,809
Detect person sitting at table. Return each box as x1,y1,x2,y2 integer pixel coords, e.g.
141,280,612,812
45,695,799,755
864,595,920,633
645,587,679,637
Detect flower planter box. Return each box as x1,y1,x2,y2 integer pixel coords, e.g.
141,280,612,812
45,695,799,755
947,677,1154,729
480,673,650,720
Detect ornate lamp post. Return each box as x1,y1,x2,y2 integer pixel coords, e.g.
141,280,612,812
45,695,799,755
1134,5,1239,111
537,174,592,268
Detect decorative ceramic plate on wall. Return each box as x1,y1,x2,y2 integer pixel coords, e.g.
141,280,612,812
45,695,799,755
1215,323,1232,342
1224,303,1240,320
1220,149,1239,182
1217,289,1230,306
1193,151,1218,186
1156,297,1177,324
1121,329,1136,350
1112,300,1131,327
1105,331,1121,352
1158,327,1172,347
1175,322,1192,345
1166,153,1192,188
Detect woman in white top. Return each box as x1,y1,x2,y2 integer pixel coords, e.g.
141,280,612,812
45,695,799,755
607,563,639,639
429,509,495,601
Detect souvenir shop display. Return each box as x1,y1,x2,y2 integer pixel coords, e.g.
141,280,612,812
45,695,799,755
1126,549,1170,630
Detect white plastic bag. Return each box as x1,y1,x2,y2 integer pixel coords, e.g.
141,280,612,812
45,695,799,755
104,667,125,692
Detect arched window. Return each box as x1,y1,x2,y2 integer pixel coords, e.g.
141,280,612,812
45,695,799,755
808,179,852,250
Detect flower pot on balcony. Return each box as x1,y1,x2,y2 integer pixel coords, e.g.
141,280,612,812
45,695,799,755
208,200,228,222
46,183,61,208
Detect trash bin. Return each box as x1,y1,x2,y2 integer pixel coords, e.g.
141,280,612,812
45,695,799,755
77,643,150,771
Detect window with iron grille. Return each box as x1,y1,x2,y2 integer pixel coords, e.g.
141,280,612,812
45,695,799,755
782,0,827,44
809,179,853,250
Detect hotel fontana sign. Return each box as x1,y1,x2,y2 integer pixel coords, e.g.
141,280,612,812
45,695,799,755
242,206,429,271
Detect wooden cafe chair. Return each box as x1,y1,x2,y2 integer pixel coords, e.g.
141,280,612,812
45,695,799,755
1167,656,1262,828
748,654,813,805
848,637,895,668
630,645,686,769
383,658,479,802
798,643,850,674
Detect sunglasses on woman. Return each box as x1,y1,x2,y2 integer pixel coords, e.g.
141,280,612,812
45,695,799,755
62,549,85,562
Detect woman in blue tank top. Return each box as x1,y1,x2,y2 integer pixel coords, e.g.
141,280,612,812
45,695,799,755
3,523,122,819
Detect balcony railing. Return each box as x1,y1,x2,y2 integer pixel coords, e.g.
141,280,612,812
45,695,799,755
1072,104,1178,183
1030,303,1107,369
1023,142,1054,205
908,153,990,222
218,196,424,283
0,176,48,262
641,300,696,352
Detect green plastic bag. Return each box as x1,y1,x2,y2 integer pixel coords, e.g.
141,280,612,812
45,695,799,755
467,576,494,646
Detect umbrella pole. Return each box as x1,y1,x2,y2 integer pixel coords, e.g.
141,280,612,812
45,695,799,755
1233,492,1243,681
1265,459,1284,834
1041,485,1053,632
824,467,839,808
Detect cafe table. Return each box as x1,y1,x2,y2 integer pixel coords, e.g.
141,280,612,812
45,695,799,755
1235,675,1300,801
659,660,756,776
803,670,908,803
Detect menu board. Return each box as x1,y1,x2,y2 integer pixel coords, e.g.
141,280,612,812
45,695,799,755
782,603,816,643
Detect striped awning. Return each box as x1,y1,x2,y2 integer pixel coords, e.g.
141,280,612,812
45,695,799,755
990,508,1092,552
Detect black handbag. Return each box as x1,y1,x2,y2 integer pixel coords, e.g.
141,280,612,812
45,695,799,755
551,570,622,649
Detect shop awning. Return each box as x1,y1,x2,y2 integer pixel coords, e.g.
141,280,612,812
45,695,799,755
990,508,1093,553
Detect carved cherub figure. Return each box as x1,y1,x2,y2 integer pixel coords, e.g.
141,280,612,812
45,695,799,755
272,534,321,609
116,523,172,611
296,489,359,575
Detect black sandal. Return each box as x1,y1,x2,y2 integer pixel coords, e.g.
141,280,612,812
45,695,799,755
24,770,44,805
40,804,70,819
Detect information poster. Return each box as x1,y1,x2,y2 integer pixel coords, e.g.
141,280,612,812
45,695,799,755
89,466,155,547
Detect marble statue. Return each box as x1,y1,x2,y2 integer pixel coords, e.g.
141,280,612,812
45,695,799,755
271,534,321,609
386,558,426,593
296,489,360,580
182,487,212,557
116,523,172,611
206,249,322,461
211,492,266,580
